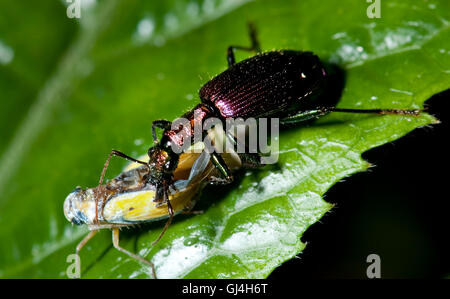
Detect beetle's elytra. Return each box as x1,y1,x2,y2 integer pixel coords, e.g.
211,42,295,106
199,50,327,119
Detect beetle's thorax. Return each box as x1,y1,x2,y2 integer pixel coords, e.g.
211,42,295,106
161,103,216,150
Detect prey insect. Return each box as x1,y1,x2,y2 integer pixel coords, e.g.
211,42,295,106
98,22,422,237
64,150,242,278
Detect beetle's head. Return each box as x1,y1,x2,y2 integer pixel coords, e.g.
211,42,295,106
64,186,97,226
147,144,179,183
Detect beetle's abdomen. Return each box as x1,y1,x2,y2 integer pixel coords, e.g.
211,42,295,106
199,50,327,119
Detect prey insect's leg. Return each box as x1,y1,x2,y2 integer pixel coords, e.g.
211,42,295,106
112,228,157,279
76,230,99,254
75,230,99,276
280,107,423,125
152,120,172,144
227,22,261,66
99,150,148,185
151,191,175,246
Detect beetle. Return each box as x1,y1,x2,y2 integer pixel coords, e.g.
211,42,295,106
64,149,242,278
98,23,422,247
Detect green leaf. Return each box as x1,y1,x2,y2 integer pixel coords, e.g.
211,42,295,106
0,0,448,278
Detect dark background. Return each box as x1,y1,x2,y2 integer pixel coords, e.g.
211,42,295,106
269,89,450,279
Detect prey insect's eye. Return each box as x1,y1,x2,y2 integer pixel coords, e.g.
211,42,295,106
71,216,83,226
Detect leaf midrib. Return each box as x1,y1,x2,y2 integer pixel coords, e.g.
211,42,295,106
0,0,120,200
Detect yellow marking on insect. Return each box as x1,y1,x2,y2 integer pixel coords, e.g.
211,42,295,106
123,154,149,172
103,185,199,223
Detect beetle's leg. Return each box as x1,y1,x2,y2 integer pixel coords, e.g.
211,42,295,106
154,178,172,203
202,145,234,184
208,153,263,185
209,152,234,184
99,150,148,185
227,22,261,66
152,120,172,144
208,175,233,185
280,109,330,125
281,107,422,125
154,184,165,204
238,153,265,168
152,190,174,246
202,130,234,183
112,228,157,279
328,107,423,116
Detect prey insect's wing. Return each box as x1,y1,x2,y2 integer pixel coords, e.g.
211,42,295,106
172,150,211,191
